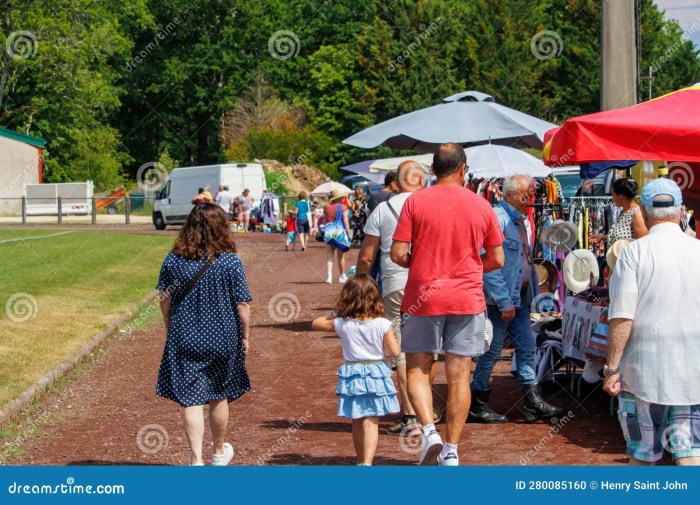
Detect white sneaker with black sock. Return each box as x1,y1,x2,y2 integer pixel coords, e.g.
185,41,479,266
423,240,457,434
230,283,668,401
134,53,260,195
438,442,459,466
419,423,443,466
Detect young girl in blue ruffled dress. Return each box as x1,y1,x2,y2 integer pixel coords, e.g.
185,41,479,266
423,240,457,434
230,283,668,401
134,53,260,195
312,273,400,465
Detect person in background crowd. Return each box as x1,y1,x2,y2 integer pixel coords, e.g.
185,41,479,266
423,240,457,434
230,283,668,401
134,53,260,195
310,199,323,236
295,191,312,252
367,172,398,213
390,143,505,466
324,188,352,284
357,161,425,438
590,178,647,247
237,189,253,232
284,211,297,251
471,175,564,424
349,187,368,246
197,187,212,203
156,202,251,466
604,178,700,466
312,274,400,465
215,185,234,221
367,171,400,291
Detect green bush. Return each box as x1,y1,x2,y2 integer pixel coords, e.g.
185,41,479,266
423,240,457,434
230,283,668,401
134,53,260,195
265,170,291,196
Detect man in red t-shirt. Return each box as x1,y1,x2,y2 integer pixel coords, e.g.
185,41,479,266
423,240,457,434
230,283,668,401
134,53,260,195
390,142,504,466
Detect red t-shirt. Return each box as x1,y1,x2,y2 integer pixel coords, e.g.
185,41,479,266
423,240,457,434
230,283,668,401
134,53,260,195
393,185,504,316
285,217,296,232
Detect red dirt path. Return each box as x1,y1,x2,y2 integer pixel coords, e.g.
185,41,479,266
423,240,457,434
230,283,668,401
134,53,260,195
7,232,627,466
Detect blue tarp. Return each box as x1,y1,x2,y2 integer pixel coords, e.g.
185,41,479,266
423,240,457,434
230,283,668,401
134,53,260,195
579,160,637,179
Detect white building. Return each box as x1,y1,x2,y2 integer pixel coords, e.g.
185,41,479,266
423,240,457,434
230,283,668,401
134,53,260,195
0,128,45,215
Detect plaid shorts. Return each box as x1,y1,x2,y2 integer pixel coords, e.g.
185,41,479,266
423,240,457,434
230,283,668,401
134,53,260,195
618,391,700,462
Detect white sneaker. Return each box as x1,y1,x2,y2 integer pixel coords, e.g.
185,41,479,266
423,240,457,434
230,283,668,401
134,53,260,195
419,429,443,466
211,442,234,466
338,274,348,283
438,451,459,466
326,273,333,284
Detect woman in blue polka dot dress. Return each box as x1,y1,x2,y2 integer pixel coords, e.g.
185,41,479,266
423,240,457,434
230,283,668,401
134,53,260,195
156,202,252,466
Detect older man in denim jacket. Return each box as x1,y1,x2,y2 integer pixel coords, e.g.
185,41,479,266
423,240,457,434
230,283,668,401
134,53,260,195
469,175,563,423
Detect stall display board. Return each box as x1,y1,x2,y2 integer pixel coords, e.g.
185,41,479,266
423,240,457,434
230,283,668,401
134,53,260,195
561,297,606,364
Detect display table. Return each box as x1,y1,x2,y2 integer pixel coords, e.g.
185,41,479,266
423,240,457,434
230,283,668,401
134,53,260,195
562,296,607,364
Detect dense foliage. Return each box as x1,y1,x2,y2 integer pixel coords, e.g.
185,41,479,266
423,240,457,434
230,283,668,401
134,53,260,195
1,0,698,188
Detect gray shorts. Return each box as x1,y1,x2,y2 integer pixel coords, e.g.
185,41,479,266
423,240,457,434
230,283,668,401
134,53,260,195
401,312,486,357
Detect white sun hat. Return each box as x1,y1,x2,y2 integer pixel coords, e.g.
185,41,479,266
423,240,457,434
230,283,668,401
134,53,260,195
563,249,599,293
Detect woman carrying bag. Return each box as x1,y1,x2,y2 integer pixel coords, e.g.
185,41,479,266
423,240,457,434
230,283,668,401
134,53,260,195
323,188,352,284
156,200,252,466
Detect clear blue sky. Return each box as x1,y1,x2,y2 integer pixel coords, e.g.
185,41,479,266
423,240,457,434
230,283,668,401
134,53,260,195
654,0,700,47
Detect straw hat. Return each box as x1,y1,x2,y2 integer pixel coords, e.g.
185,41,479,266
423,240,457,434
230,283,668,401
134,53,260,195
563,249,599,294
330,187,350,202
606,239,629,271
539,220,578,252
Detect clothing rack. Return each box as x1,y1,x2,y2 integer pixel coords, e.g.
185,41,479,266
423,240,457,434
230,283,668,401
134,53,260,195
562,196,613,201
530,202,564,208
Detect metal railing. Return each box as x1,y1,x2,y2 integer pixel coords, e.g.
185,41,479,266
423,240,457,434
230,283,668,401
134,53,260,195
0,196,155,225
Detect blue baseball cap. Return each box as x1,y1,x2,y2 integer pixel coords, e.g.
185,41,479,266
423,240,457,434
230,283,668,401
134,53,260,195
640,178,683,207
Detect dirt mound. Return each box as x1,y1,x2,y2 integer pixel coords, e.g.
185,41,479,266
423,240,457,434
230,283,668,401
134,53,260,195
261,159,330,196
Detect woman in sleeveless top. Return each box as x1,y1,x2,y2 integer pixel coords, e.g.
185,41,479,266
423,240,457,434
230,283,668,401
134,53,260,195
590,178,648,248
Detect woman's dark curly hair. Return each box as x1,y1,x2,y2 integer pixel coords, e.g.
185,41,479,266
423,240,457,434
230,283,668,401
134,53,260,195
172,203,237,260
335,273,384,319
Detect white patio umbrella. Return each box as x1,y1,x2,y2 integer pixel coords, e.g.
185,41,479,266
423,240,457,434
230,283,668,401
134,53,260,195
343,91,557,152
465,144,552,178
368,145,552,178
310,181,353,197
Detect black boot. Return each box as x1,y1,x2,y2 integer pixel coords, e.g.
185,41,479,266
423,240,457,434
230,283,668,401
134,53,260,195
468,388,508,423
522,384,565,423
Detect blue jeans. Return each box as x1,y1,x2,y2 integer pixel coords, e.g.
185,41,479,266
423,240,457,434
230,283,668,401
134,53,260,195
471,303,536,390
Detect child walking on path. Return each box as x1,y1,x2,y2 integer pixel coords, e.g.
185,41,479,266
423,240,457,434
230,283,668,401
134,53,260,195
284,211,297,251
312,274,401,465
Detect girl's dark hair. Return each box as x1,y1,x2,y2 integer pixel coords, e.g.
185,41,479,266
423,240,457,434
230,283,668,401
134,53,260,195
172,203,237,260
335,273,384,319
612,178,638,199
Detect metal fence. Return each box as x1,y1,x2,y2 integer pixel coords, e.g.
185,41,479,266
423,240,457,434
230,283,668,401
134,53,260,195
0,195,307,226
0,196,155,225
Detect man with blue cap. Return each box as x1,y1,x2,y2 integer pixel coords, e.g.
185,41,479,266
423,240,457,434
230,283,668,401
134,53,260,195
604,177,700,466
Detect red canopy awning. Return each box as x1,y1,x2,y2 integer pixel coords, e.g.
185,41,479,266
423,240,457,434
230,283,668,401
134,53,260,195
543,84,700,166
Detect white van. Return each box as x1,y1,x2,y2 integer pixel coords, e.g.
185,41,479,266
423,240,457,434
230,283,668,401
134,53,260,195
152,163,266,230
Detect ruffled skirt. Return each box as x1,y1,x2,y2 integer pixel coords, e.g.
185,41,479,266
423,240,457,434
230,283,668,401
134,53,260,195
336,361,400,419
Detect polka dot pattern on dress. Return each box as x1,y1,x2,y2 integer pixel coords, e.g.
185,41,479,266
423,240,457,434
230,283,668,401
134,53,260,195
156,252,252,407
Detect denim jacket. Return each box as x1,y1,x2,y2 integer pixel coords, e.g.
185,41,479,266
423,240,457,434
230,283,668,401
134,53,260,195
483,200,538,310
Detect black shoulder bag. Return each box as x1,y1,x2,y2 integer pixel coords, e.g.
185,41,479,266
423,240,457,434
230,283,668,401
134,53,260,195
169,256,217,318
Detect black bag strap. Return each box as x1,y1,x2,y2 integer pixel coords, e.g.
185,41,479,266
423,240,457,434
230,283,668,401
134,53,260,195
386,200,400,221
170,256,217,318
